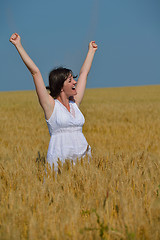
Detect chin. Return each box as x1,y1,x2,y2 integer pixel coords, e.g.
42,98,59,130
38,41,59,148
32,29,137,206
69,90,77,98
72,90,77,95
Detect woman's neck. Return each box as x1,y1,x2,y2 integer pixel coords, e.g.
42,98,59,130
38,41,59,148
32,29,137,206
56,95,70,111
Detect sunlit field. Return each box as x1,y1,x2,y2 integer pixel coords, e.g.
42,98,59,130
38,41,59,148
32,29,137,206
0,86,160,240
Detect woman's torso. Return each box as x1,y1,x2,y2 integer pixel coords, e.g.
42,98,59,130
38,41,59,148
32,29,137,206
46,99,90,169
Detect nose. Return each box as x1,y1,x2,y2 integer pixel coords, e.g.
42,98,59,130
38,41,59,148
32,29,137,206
73,79,77,84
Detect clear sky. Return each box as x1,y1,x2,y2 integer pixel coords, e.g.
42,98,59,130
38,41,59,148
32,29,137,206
1,0,160,91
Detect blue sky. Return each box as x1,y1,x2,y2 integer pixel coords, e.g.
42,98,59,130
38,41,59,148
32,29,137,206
1,0,160,91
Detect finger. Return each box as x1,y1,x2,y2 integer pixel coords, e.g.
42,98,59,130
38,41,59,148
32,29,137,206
91,42,97,47
12,34,17,40
9,36,14,42
92,43,97,48
91,41,95,45
10,34,15,40
11,33,19,39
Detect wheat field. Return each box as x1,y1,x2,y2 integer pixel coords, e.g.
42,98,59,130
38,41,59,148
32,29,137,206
0,86,160,240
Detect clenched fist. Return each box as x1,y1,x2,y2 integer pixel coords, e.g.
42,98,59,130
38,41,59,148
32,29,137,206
9,33,21,47
89,41,98,53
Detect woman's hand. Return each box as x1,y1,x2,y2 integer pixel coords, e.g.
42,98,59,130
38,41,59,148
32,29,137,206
88,41,98,53
9,33,21,47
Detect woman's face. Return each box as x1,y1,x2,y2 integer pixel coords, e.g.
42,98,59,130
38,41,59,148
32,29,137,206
62,74,77,97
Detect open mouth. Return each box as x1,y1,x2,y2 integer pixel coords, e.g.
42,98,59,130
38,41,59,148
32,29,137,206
72,86,76,90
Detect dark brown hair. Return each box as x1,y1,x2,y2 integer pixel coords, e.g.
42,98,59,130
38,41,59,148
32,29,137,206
46,67,77,99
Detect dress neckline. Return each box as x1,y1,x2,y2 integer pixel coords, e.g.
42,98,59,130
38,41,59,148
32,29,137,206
55,99,75,118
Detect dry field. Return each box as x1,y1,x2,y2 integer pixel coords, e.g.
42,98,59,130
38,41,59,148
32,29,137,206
0,86,160,240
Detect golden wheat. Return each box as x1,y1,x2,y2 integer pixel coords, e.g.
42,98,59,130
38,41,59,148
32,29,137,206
0,86,160,240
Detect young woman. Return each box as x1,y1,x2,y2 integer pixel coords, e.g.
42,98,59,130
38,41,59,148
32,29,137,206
9,33,98,171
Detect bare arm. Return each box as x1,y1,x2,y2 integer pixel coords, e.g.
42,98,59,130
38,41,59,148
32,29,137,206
75,41,98,106
9,33,54,118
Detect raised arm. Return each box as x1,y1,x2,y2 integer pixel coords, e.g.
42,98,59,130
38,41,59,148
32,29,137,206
75,41,98,106
9,33,54,119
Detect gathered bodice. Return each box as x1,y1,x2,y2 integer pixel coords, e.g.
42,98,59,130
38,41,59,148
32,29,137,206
46,100,85,136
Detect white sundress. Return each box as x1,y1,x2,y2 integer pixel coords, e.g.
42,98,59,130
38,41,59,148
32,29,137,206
46,99,91,171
